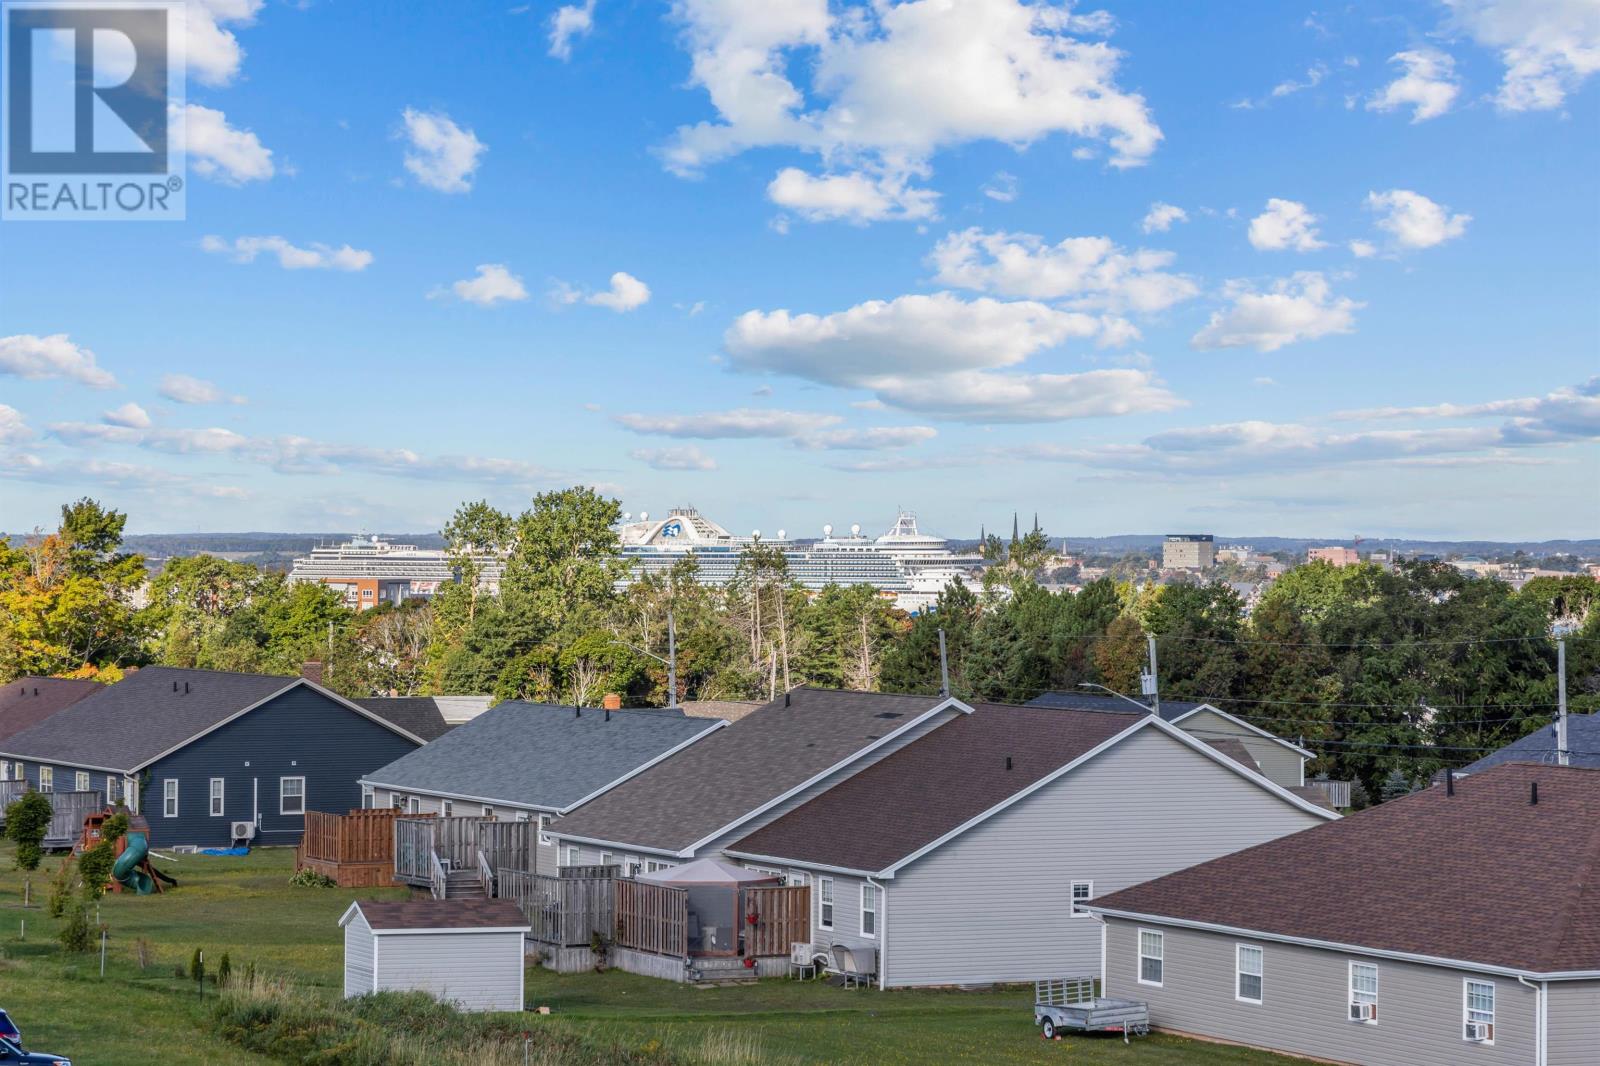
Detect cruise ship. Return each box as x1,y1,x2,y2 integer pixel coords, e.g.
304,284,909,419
616,507,984,611
287,535,502,611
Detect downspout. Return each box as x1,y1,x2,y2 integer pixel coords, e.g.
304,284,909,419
867,874,887,991
1516,974,1546,1066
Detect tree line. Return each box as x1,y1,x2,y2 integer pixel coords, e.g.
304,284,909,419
3,492,1596,798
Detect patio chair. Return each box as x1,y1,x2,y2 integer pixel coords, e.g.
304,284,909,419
827,944,877,988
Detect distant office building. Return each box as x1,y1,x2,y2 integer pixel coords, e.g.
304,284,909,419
288,536,502,611
1162,534,1215,571
1307,546,1361,567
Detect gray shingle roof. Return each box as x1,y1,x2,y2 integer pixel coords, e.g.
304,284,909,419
1025,690,1206,721
1456,714,1600,773
361,701,722,812
353,697,455,741
0,676,101,744
549,688,955,853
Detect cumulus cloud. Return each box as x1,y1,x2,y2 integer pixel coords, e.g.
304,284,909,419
435,264,529,307
1364,189,1471,250
865,368,1181,423
614,408,840,439
0,405,31,445
1367,49,1462,122
798,426,938,450
158,373,246,405
929,228,1199,313
1444,0,1600,111
663,0,1161,223
1271,62,1329,98
767,167,938,223
1247,198,1326,252
551,271,651,312
201,235,374,271
1349,239,1378,258
1,455,250,500
982,171,1019,203
1191,272,1360,352
401,108,486,193
180,103,275,184
101,402,152,429
186,0,263,87
1141,202,1187,233
549,0,596,60
0,334,117,388
631,445,717,471
1337,376,1599,444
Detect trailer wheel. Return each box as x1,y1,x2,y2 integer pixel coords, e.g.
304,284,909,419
1042,1018,1057,1040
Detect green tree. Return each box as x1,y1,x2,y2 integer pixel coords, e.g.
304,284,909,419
4,790,53,871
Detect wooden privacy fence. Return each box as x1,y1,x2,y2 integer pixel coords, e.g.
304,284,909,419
395,816,533,886
615,878,688,958
500,869,616,947
744,885,810,957
301,809,400,864
46,791,104,848
0,780,27,822
478,819,535,873
394,817,437,885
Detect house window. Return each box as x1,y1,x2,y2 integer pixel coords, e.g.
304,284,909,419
38,766,53,793
209,778,225,817
106,775,119,803
514,811,530,822
162,779,179,818
406,795,419,814
538,814,552,846
279,776,306,816
789,870,810,888
124,777,139,813
75,771,90,792
818,877,835,931
13,762,23,781
1236,944,1264,1003
441,799,454,817
564,846,579,867
645,859,676,873
1070,880,1094,917
482,805,494,817
1464,980,1495,1043
600,851,614,868
624,855,641,877
0,762,7,781
392,793,406,811
360,785,374,809
861,884,880,939
1138,930,1164,986
1349,962,1378,1023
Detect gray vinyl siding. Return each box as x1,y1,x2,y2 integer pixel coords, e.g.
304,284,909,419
372,931,525,1012
882,726,1327,987
343,912,375,997
368,788,558,875
1548,979,1600,1066
1179,709,1304,788
1104,921,1539,1066
806,871,880,955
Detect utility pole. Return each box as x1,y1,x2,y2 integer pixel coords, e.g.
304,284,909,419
1143,635,1160,717
1558,637,1569,767
937,628,950,698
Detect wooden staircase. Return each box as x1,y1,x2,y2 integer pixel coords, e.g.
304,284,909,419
444,868,486,900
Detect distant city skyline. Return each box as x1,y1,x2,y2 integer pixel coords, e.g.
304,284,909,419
2,1,1596,540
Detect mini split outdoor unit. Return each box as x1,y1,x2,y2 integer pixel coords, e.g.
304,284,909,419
231,821,257,841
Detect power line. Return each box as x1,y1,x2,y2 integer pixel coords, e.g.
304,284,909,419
1158,633,1564,650
1173,694,1560,710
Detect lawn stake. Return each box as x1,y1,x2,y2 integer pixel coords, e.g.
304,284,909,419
100,929,107,976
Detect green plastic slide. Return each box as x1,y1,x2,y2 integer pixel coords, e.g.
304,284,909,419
113,830,155,895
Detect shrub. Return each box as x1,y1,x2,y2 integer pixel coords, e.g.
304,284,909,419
217,951,232,986
288,868,336,888
100,812,130,846
5,792,52,871
47,857,75,918
57,898,93,953
77,842,115,901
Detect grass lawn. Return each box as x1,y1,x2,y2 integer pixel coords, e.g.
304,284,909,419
1,845,1297,1065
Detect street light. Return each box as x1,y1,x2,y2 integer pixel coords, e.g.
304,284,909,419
611,609,677,708
1077,682,1153,713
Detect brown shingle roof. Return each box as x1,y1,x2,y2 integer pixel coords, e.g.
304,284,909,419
1094,762,1600,975
549,688,955,853
0,677,101,744
353,898,528,931
729,702,1141,873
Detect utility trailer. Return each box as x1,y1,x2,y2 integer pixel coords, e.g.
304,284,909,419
1034,978,1150,1043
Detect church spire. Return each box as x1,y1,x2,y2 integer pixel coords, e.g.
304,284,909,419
1011,512,1019,544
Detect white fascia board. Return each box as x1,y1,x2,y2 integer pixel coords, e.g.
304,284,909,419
721,849,881,880
543,829,680,859
358,780,558,815
337,901,364,929
1171,705,1315,759
0,751,131,774
370,925,532,936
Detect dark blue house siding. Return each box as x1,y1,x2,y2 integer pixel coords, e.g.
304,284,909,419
16,687,419,847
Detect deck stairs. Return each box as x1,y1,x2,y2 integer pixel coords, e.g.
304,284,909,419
443,869,486,900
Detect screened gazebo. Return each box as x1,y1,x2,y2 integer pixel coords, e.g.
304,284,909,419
640,858,782,957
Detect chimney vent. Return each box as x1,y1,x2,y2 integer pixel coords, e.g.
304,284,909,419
300,661,324,686
1531,781,1539,805
1446,771,1454,796
1005,756,1013,771
784,692,791,708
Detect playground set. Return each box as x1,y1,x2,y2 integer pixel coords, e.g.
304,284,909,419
76,807,177,895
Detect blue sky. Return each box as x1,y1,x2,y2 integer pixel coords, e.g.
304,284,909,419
2,0,1596,541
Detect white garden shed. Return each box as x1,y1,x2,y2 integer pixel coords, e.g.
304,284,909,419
339,898,530,1012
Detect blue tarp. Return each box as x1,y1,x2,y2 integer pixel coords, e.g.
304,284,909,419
198,847,250,856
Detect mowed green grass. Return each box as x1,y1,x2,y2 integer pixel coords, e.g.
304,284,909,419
1,846,1298,1065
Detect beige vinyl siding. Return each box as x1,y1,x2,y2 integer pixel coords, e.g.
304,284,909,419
1178,709,1304,788
342,911,375,997
372,930,525,1012
1104,921,1539,1066
883,726,1326,987
1548,979,1600,1066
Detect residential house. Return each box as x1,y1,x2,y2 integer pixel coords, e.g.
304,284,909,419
361,701,724,875
1089,763,1600,1066
547,688,972,875
0,677,100,775
0,666,425,846
1453,713,1600,773
724,703,1336,988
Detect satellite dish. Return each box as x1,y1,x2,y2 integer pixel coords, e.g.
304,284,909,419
622,512,632,521
752,529,761,539
823,524,833,536
640,511,649,521
850,523,861,536
777,529,786,540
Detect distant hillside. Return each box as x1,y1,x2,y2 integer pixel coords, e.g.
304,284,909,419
947,535,1600,559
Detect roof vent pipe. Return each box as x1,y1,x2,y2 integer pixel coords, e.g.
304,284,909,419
1446,771,1454,797
184,681,190,694
1005,756,1013,771
1531,781,1539,805
784,691,790,708
173,681,178,692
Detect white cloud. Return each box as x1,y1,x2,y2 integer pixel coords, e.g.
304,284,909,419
1141,202,1187,233
0,334,117,388
180,103,275,184
435,264,529,307
1271,62,1329,98
201,235,374,272
401,108,486,193
799,426,938,450
158,373,246,405
552,271,651,311
186,0,263,87
929,228,1200,313
663,0,1161,221
1247,198,1326,252
768,167,939,223
549,0,596,60
1337,376,1599,444
101,402,151,429
1,455,250,500
1367,49,1462,122
1191,272,1361,352
982,171,1019,202
1444,0,1600,111
631,445,717,471
1349,239,1378,258
864,368,1181,423
614,408,840,439
0,405,31,445
1364,189,1471,250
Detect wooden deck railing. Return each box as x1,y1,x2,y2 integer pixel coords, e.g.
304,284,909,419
499,868,616,947
301,809,401,864
744,885,811,958
615,878,688,957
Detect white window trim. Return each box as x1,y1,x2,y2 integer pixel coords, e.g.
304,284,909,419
406,795,419,814
1236,943,1264,1004
624,855,641,877
482,805,494,817
600,851,614,868
1349,961,1379,1025
860,883,879,940
564,845,579,867
538,813,552,846
124,776,139,813
1137,928,1164,988
106,774,119,802
441,799,454,817
1463,978,1496,1044
360,785,374,809
75,771,90,792
162,778,178,818
1070,879,1094,918
818,876,835,932
279,775,306,816
38,766,53,793
209,777,226,817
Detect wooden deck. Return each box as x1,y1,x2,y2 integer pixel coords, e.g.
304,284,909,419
295,809,408,888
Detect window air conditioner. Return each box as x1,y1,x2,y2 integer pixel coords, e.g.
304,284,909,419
1349,1003,1375,1022
1464,1022,1491,1042
231,821,257,840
